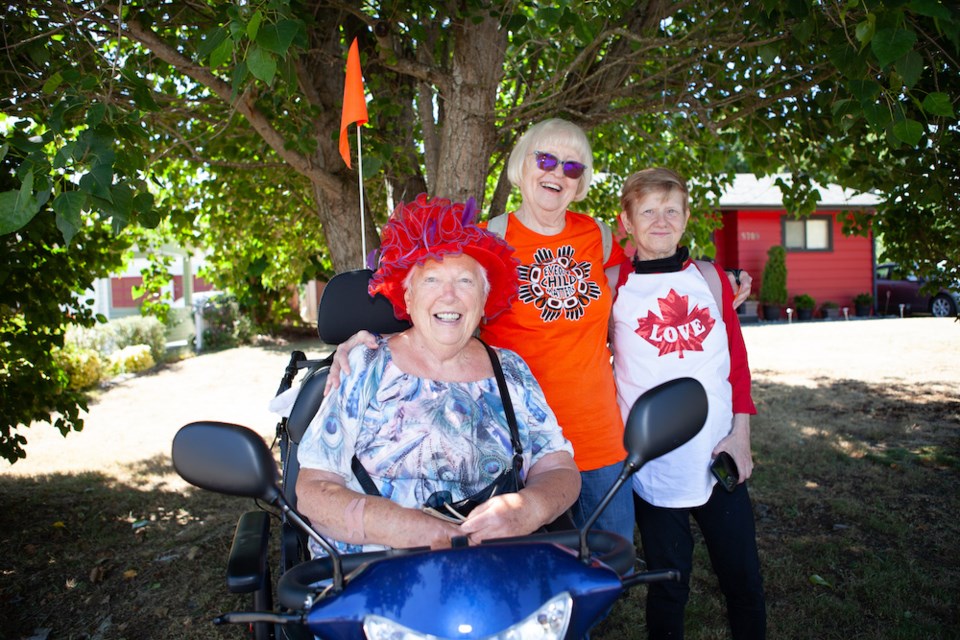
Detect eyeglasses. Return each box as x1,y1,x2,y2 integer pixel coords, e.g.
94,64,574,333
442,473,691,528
533,151,586,180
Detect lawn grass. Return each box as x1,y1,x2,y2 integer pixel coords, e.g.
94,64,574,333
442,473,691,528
595,377,959,639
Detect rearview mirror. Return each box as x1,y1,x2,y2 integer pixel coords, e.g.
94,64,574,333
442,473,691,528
172,421,280,503
623,377,708,469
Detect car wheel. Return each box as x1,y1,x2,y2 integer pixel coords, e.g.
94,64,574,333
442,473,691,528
930,294,957,318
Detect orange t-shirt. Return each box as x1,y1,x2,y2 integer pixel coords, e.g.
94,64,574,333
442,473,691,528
481,211,626,471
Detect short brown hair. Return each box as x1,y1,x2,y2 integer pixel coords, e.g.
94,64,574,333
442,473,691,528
620,168,690,214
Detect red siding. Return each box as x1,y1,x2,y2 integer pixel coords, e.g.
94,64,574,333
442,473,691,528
722,209,874,309
111,275,215,309
111,276,145,308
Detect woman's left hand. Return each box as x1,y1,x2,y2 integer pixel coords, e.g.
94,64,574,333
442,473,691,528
712,414,754,482
728,270,753,308
458,493,543,543
458,453,580,543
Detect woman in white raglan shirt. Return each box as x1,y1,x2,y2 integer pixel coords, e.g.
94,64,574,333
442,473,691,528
611,168,766,640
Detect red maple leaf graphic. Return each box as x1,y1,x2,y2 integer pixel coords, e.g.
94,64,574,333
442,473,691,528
635,289,715,358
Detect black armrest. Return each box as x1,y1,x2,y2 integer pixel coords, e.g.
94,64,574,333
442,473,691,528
227,510,271,594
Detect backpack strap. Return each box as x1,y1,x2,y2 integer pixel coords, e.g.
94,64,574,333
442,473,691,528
594,216,612,265
693,259,724,311
486,212,612,264
487,212,509,238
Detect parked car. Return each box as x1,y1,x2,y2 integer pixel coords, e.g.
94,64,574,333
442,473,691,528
875,263,959,317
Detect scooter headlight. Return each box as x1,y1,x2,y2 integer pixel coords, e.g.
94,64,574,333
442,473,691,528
363,591,573,640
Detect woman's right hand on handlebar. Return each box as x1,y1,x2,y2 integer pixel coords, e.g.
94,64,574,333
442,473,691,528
323,330,381,396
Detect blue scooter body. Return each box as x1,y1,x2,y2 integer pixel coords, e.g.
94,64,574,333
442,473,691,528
304,543,623,640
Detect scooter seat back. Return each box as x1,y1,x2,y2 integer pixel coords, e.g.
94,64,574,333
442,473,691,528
316,268,411,345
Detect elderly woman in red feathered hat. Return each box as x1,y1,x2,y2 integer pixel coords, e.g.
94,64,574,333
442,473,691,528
296,194,580,555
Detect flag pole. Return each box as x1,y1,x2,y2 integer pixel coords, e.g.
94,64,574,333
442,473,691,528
357,124,366,269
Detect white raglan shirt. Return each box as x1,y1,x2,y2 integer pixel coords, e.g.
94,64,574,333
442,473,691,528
612,263,734,508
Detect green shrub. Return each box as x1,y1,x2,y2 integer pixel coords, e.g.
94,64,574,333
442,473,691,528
853,292,874,306
199,293,255,350
759,245,788,305
52,347,105,391
108,345,156,374
110,316,166,362
65,316,166,363
793,293,815,309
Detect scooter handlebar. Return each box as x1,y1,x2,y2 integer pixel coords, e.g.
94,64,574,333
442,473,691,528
277,529,634,611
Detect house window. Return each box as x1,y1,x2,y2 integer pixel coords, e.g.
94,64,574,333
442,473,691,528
783,217,831,251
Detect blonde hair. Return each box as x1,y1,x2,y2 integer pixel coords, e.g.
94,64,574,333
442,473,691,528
620,167,690,214
507,119,593,201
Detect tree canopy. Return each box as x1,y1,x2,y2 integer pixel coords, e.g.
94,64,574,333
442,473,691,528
1,0,957,460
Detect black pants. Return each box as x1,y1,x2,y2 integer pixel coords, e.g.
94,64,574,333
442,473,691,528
634,483,766,639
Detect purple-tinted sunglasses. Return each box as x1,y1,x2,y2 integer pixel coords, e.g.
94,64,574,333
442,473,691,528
533,151,586,179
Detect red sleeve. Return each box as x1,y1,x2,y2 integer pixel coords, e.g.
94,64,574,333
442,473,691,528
615,256,632,292
713,262,757,415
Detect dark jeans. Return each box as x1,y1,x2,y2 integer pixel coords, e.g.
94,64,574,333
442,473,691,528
634,483,766,640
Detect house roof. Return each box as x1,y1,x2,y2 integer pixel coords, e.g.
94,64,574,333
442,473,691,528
717,174,880,209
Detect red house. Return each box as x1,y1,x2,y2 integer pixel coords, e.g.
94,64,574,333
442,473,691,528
712,174,878,313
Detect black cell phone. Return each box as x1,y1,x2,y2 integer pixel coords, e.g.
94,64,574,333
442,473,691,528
711,451,739,493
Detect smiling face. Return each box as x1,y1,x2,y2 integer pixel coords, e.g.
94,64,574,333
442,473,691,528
519,143,584,224
620,189,690,261
403,254,489,350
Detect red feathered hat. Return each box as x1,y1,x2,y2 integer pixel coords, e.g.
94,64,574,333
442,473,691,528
369,194,519,321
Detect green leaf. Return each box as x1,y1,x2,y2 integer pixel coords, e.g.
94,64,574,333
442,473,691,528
892,118,924,145
896,50,923,88
572,16,595,43
827,44,865,79
197,26,227,59
792,17,814,44
86,103,107,128
79,165,114,202
0,191,35,235
133,192,160,228
247,10,263,40
53,191,85,244
256,19,300,55
871,27,917,68
862,101,890,128
908,0,952,20
505,13,527,31
42,72,63,95
210,35,234,69
758,44,779,66
539,7,562,26
854,15,875,48
0,172,43,235
361,155,383,180
831,98,861,130
809,574,833,588
847,79,882,102
246,45,276,84
922,92,955,117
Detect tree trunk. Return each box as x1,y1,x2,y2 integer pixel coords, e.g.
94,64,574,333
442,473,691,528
432,15,507,206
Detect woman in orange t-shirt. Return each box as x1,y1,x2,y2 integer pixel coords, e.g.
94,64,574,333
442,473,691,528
477,118,632,541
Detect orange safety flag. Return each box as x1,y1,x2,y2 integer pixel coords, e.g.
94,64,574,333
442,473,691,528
339,38,369,168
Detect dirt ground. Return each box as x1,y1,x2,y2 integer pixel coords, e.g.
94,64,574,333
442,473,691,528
5,316,956,481
1,316,957,640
